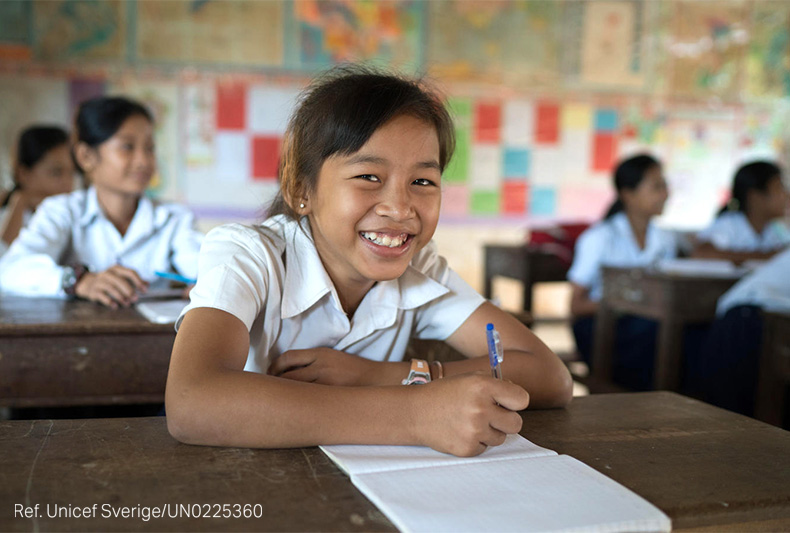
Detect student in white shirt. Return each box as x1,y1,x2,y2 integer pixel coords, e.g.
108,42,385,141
0,96,203,308
0,126,74,256
694,247,790,419
567,154,676,390
694,161,790,263
165,66,572,457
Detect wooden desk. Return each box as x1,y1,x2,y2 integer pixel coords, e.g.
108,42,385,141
592,267,738,391
483,245,568,313
0,297,175,408
2,392,788,532
756,311,790,427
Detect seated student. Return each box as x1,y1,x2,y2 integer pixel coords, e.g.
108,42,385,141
568,154,676,390
165,66,572,458
694,161,790,263
696,246,790,418
1,125,74,256
0,96,203,308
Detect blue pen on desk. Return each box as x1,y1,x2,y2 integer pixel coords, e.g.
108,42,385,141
486,323,503,380
154,271,197,285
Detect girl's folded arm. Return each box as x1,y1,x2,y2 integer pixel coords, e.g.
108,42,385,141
165,306,529,455
442,302,573,409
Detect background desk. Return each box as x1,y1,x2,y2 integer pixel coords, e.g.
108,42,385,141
483,245,568,313
0,297,175,408
592,267,739,391
2,392,789,532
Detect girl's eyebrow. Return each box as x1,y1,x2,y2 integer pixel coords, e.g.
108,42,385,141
345,153,441,171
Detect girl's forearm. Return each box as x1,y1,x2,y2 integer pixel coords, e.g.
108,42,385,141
166,368,420,449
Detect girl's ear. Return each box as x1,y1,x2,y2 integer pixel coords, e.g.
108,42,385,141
283,184,311,215
73,142,98,174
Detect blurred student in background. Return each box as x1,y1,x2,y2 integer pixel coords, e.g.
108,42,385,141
568,154,676,390
697,246,790,421
0,96,203,307
694,161,790,263
0,125,74,256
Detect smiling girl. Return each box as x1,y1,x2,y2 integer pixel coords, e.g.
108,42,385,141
165,67,572,457
0,96,203,307
1,125,74,256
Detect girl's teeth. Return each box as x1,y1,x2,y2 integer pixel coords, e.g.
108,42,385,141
362,232,407,248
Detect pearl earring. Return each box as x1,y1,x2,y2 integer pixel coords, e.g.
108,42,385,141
299,202,305,209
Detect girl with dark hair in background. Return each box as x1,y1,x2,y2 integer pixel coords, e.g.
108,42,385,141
567,154,676,390
0,125,74,256
165,66,572,457
694,161,790,263
0,96,203,307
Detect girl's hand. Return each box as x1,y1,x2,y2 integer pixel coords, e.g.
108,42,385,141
74,265,149,308
268,348,379,386
412,373,530,457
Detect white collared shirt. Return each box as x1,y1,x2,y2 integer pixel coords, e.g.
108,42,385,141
0,187,203,297
717,246,790,315
696,211,790,252
567,212,677,301
177,215,485,372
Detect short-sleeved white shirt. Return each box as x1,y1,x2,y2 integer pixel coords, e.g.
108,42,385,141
0,187,203,297
696,211,790,252
177,215,485,373
717,246,790,316
567,212,677,301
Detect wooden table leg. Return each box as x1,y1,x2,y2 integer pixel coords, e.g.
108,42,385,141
654,320,684,391
591,304,616,385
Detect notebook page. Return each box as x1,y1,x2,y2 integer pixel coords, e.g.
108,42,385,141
353,454,671,533
320,433,556,476
135,299,189,324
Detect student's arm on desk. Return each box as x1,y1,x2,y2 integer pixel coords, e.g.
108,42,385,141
691,241,779,265
268,301,572,409
166,307,530,457
570,283,598,317
440,302,572,409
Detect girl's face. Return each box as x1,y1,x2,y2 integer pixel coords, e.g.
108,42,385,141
622,165,668,218
749,175,789,219
305,114,442,294
85,114,156,198
18,144,74,202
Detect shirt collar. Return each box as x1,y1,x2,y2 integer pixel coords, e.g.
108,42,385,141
79,187,102,227
279,216,449,322
78,187,169,232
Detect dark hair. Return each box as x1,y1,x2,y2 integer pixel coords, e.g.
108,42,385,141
603,154,662,220
718,161,782,216
267,64,455,219
73,96,153,175
3,125,69,208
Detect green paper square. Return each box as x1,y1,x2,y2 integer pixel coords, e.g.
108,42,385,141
470,190,500,215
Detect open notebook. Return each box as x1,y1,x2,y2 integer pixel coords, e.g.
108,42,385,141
135,299,189,324
321,434,670,533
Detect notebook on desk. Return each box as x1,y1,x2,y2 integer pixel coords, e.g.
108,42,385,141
321,434,670,533
135,299,189,324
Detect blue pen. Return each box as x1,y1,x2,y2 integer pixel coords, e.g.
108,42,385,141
486,323,504,380
154,271,197,285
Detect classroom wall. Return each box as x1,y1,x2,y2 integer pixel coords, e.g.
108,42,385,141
2,0,789,294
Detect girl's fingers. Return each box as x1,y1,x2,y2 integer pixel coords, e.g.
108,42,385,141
488,406,524,436
109,265,149,292
480,426,508,448
268,350,315,376
104,272,138,301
